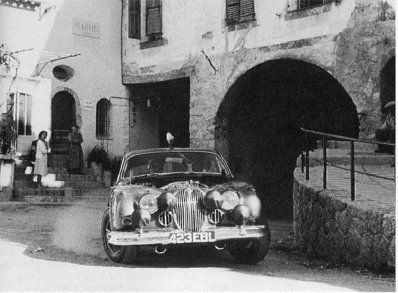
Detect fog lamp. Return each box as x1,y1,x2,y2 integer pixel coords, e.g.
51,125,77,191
204,190,223,210
157,192,176,211
131,208,151,228
221,190,239,210
232,205,250,226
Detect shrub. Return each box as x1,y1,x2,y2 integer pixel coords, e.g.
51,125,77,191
87,145,110,170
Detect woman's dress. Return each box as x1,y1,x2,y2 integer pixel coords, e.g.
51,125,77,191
34,140,48,176
68,132,84,172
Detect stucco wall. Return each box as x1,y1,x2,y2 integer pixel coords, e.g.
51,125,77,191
37,0,129,159
122,0,395,150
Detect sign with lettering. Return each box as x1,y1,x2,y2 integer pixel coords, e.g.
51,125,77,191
73,18,100,39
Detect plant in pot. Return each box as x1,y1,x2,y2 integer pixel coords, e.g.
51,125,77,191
87,145,110,182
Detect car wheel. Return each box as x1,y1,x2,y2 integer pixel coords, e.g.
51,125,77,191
101,208,138,264
227,217,271,264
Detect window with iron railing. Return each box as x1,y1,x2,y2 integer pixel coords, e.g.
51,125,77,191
226,0,255,25
129,0,141,39
96,99,111,138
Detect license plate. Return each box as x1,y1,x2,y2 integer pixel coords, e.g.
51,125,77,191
169,231,216,244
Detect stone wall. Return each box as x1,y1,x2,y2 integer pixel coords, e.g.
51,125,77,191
293,174,395,270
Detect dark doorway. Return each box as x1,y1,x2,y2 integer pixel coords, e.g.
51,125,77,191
380,56,395,113
129,77,190,149
216,59,359,219
158,78,190,148
51,91,76,153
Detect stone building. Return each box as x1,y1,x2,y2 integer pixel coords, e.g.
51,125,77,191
121,0,395,217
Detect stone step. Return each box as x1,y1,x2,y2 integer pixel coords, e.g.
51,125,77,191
19,195,109,203
13,187,110,200
15,166,91,174
13,180,105,189
14,173,98,182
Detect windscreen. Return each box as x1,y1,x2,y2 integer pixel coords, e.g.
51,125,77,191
122,151,224,178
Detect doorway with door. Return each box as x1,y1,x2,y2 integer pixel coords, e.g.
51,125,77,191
51,91,76,154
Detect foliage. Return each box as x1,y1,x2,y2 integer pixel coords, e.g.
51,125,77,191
87,145,111,170
0,114,16,154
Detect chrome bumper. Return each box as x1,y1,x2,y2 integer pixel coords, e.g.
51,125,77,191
108,225,266,246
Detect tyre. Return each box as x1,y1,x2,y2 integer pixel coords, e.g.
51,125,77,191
227,217,271,264
101,208,138,264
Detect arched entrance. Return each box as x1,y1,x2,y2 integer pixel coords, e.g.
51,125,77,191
51,91,76,153
215,58,359,219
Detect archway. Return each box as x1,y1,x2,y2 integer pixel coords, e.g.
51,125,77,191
215,58,359,219
51,91,76,153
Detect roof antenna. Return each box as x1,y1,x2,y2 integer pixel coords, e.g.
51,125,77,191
166,132,174,150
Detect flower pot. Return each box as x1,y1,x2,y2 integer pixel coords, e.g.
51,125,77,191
91,162,104,182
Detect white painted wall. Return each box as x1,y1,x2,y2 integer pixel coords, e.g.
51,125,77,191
38,0,129,159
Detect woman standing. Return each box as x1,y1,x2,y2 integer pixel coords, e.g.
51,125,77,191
68,125,84,174
34,131,50,188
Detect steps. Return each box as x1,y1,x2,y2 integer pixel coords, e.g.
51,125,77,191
12,154,110,203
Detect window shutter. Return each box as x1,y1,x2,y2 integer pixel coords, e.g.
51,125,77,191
226,0,240,24
128,0,141,39
240,0,254,17
147,7,161,35
146,0,162,39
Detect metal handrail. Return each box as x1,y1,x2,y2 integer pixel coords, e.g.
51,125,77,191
300,127,395,201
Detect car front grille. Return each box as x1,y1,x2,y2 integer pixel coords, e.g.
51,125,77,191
174,188,206,232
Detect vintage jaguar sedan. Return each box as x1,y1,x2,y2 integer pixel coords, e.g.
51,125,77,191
101,147,271,264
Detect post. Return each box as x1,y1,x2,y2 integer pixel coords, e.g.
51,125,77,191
323,137,327,189
301,153,304,173
350,141,355,201
305,133,310,180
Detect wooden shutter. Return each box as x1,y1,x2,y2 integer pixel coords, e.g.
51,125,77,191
226,0,240,24
146,0,162,39
240,0,254,17
128,0,141,39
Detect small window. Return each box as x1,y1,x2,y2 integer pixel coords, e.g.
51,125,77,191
10,92,32,136
52,65,74,82
96,99,111,138
298,0,333,10
129,0,141,39
146,0,162,41
226,0,255,25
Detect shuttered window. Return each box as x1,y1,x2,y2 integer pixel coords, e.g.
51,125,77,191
146,0,162,40
298,0,333,10
226,0,255,25
129,0,141,39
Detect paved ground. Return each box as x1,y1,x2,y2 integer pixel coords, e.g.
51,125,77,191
297,149,395,214
0,203,395,291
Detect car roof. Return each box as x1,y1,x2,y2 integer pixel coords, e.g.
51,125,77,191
123,148,219,158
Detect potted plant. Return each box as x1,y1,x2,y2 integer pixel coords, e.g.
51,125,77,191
87,145,110,181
